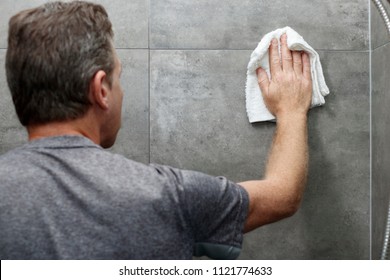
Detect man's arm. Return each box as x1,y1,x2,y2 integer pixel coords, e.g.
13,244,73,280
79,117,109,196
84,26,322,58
240,34,312,233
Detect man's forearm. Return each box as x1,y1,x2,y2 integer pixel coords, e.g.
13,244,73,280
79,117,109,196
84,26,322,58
265,113,308,213
240,113,309,232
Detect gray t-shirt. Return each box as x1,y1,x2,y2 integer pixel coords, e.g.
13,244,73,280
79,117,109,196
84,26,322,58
0,136,249,259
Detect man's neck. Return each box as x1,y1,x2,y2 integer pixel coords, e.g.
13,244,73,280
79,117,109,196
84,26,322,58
27,118,101,146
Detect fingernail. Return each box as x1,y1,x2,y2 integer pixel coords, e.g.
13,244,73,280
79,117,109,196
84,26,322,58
272,38,278,45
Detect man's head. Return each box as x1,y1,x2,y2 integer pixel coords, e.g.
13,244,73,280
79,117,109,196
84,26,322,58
6,1,116,129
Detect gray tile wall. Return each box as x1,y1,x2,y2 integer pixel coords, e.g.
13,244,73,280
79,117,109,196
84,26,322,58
371,0,390,260
372,43,390,260
0,0,371,259
0,50,27,154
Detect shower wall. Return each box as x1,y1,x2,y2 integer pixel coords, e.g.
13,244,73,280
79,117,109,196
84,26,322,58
0,0,370,259
371,0,390,260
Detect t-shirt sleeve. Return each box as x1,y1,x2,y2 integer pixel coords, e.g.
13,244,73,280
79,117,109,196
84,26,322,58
150,164,250,259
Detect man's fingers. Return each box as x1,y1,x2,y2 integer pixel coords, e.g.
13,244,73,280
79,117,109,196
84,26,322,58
280,34,293,72
257,67,270,94
292,51,303,77
269,38,282,76
302,52,311,80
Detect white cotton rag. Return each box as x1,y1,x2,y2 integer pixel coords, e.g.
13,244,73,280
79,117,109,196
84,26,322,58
245,26,329,123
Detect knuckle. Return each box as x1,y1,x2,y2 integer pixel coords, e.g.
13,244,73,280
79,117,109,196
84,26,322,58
272,71,283,81
293,60,302,65
284,72,294,82
258,76,268,84
302,80,312,90
271,57,280,65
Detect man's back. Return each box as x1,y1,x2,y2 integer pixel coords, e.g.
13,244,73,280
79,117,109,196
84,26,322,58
0,136,248,259
1,1,313,260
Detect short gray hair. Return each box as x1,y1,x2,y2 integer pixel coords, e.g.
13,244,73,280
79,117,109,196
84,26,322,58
6,1,115,126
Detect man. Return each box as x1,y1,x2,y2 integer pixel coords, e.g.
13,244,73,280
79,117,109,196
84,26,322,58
0,1,312,259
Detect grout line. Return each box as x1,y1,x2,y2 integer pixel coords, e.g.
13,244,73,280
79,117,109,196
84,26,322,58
149,48,252,51
114,47,373,53
148,0,151,164
0,47,374,52
315,49,370,53
115,47,149,50
147,48,371,52
369,0,373,260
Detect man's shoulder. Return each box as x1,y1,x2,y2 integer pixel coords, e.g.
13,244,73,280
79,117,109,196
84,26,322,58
0,145,26,165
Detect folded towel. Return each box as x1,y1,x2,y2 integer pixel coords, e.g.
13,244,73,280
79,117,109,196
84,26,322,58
245,26,329,123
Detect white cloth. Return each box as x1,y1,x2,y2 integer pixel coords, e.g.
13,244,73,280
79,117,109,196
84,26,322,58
245,26,329,123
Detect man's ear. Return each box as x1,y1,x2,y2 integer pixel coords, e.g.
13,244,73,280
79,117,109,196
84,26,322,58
90,70,110,110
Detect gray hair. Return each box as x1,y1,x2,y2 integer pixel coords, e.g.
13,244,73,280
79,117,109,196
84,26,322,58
6,1,115,126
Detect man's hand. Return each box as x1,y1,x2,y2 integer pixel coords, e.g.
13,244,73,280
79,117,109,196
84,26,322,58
256,34,312,119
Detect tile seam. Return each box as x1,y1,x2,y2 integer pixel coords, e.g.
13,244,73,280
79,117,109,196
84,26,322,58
148,0,151,164
147,48,370,53
369,0,373,260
